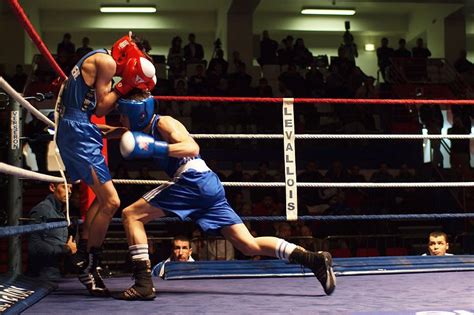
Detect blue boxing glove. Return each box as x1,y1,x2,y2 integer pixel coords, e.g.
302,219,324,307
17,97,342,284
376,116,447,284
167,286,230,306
120,131,168,160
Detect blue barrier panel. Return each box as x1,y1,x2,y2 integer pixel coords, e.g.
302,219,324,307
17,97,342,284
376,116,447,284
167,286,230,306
162,255,474,280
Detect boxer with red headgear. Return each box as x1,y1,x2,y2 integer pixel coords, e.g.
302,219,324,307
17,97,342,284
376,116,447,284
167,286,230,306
56,32,155,297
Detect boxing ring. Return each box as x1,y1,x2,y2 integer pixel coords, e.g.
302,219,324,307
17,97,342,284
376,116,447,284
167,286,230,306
1,0,474,314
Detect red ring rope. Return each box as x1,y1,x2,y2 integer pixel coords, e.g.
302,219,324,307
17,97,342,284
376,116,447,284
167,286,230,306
154,96,474,105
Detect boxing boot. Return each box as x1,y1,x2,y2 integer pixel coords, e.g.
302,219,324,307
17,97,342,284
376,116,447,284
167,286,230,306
114,260,156,301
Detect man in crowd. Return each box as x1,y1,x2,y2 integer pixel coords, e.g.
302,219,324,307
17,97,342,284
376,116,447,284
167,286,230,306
152,235,195,278
423,231,453,256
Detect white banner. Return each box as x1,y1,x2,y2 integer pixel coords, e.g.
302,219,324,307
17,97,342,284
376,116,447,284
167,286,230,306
282,98,297,221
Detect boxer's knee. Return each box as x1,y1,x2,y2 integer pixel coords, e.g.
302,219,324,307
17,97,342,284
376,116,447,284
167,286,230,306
101,196,120,219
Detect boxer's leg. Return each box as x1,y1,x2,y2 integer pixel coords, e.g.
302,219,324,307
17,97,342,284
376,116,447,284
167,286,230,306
114,198,165,300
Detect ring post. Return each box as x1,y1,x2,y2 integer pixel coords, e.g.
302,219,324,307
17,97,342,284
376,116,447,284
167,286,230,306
8,96,23,275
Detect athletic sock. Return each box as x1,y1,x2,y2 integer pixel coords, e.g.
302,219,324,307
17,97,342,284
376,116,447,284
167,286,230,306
275,239,297,260
129,244,149,261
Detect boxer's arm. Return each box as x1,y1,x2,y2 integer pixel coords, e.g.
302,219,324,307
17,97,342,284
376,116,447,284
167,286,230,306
97,124,128,139
158,116,199,158
95,55,120,117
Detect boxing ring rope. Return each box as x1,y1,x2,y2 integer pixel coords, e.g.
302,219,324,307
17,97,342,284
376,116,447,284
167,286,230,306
190,134,474,139
154,95,474,105
0,162,63,183
0,77,55,128
113,179,474,188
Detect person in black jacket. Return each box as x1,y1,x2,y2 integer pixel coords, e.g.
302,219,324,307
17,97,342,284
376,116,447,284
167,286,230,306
28,181,76,280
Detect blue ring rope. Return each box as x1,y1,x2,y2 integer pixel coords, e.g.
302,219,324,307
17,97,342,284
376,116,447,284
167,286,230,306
108,213,474,224
2,213,473,238
0,221,68,238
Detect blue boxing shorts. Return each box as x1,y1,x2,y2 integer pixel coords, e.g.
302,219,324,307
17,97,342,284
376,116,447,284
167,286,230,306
56,109,111,185
143,160,242,235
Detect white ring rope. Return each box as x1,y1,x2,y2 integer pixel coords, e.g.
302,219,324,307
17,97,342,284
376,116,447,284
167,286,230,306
112,179,474,188
0,76,55,128
0,162,63,183
190,134,474,140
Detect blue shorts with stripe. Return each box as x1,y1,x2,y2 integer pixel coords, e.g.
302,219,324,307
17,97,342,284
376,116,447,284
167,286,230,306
143,169,242,234
57,112,111,185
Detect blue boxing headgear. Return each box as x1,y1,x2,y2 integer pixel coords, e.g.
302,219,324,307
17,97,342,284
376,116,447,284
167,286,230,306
117,96,155,131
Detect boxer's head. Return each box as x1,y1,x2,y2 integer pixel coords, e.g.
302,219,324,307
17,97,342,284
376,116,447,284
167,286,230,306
117,93,155,131
111,33,146,75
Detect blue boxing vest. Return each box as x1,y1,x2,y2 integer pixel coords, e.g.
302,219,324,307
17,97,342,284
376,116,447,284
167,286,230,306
61,49,109,118
150,115,201,178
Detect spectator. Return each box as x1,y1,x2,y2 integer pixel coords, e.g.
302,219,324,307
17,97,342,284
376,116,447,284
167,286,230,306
376,37,394,82
258,30,278,66
57,33,75,56
278,64,306,97
293,38,313,69
339,31,358,66
228,62,252,96
277,36,295,66
419,104,443,167
207,48,228,76
188,64,208,95
167,36,185,81
151,235,195,277
56,33,75,73
393,38,411,58
412,38,431,59
76,37,93,59
184,33,204,64
454,49,474,74
10,64,28,92
305,61,325,97
448,114,471,172
422,231,453,256
28,181,76,280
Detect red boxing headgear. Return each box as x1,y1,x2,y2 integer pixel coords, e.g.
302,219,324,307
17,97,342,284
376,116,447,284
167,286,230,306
111,34,146,75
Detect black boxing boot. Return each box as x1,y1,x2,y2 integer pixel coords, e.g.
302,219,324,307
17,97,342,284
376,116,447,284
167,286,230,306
114,260,156,301
71,239,88,272
78,247,110,297
289,248,336,295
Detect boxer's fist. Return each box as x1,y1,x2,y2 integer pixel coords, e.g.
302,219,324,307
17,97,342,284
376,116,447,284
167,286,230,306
120,131,168,160
114,57,156,97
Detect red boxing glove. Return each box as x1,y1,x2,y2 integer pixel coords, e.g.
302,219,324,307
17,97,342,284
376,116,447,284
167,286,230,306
114,57,156,97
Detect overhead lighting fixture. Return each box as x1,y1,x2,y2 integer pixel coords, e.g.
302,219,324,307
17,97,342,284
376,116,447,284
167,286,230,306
301,8,356,16
100,5,157,13
365,44,375,52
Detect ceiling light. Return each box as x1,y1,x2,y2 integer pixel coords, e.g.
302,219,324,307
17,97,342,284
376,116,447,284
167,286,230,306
301,8,356,16
100,5,157,13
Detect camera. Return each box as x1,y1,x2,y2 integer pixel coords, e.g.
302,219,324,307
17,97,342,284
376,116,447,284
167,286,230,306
345,21,351,31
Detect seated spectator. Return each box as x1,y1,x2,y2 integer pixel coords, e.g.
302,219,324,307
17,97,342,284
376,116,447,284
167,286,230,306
76,37,93,59
305,62,325,97
188,64,208,95
422,231,453,256
454,49,474,74
184,33,204,64
207,48,228,76
278,64,306,97
228,62,252,96
258,30,278,66
152,235,195,277
28,180,76,280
